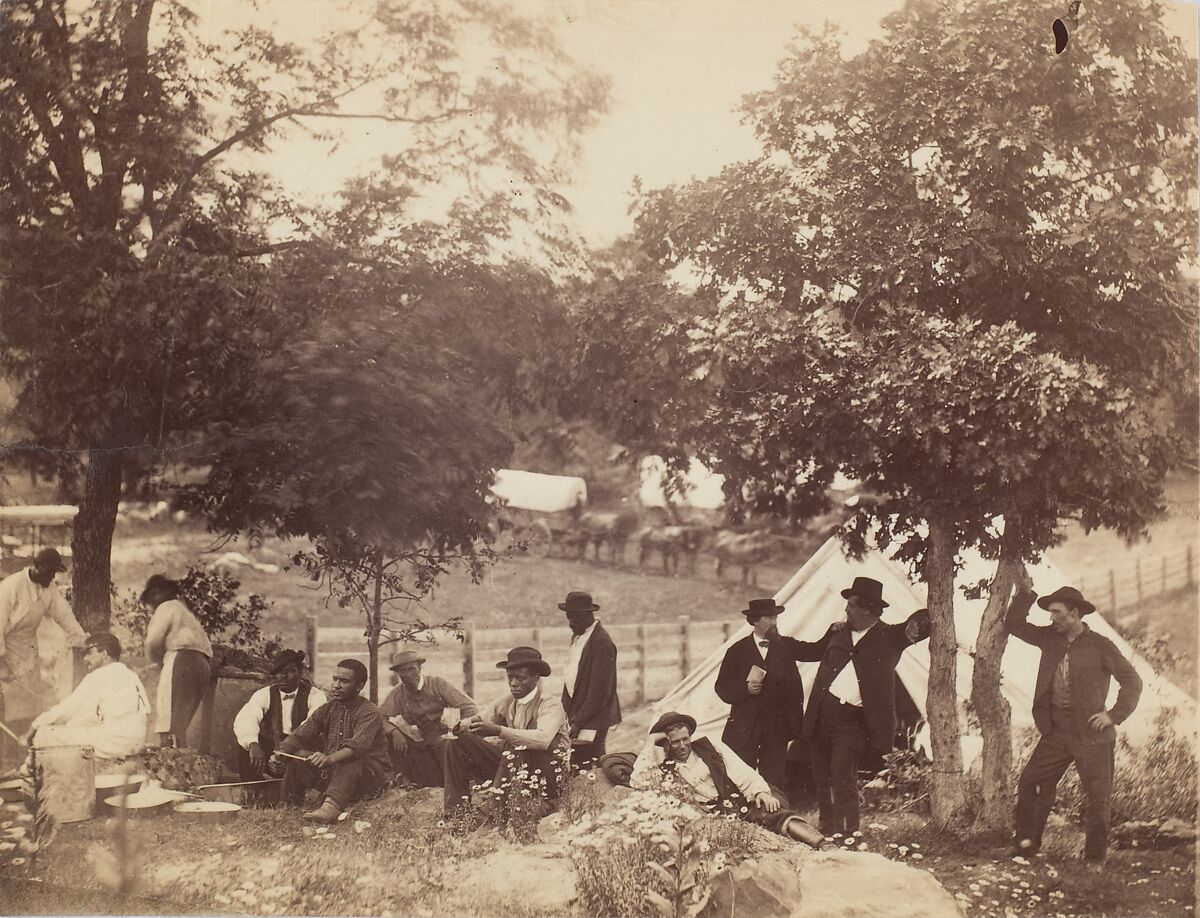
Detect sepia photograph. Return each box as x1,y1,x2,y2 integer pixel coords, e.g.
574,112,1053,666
0,0,1197,916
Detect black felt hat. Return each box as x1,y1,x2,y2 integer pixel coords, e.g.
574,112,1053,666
495,646,552,677
558,591,600,614
841,576,889,610
650,711,697,736
741,598,785,620
1036,586,1095,616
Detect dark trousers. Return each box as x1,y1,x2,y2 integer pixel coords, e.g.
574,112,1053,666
281,757,386,810
1014,707,1115,861
442,732,563,818
724,707,791,793
389,732,449,787
571,726,609,772
810,693,871,836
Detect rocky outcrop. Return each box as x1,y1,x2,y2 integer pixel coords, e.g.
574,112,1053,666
703,850,961,918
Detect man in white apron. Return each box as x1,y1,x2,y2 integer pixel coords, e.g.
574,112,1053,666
0,549,87,728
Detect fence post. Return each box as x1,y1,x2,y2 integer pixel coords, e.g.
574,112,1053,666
637,625,647,705
722,622,731,643
531,627,541,650
305,615,318,676
1109,569,1117,616
1188,545,1195,587
463,621,475,698
1162,556,1167,594
1135,557,1143,602
678,615,691,679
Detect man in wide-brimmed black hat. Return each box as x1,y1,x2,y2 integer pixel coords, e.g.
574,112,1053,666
379,649,477,788
802,576,930,837
630,711,833,850
714,597,841,792
1006,575,1141,868
233,648,327,791
442,646,570,826
557,591,620,770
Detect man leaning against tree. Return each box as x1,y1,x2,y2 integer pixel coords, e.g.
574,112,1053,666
1006,574,1141,870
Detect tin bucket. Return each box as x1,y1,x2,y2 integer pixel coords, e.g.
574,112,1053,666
35,745,96,823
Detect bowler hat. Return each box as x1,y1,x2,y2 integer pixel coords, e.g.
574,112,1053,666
269,649,306,674
388,650,427,671
139,573,180,604
1036,586,1095,616
558,591,600,614
841,576,889,610
32,547,67,573
495,646,551,677
741,597,785,620
650,711,697,736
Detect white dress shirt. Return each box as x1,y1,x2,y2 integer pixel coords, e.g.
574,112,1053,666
234,683,328,750
827,624,876,707
564,619,599,697
754,637,771,663
630,735,770,804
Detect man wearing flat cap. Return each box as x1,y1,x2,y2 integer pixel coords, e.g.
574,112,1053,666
715,597,840,792
631,711,832,849
1006,576,1141,868
442,646,570,825
558,591,620,770
379,649,477,787
0,548,88,736
803,576,930,837
234,649,327,789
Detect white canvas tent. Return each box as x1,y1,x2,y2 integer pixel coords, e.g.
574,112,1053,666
638,456,726,510
490,469,587,514
656,533,1195,761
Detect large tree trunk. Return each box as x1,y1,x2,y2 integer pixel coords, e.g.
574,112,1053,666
70,449,124,633
970,542,1023,834
925,514,967,826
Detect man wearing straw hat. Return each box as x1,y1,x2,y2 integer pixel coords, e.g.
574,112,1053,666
441,646,569,826
379,649,477,787
1007,579,1141,869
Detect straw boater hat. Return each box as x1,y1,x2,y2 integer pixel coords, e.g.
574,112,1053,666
1037,586,1095,616
388,650,427,671
495,646,551,677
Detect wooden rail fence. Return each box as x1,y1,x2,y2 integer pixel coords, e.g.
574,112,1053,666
1074,542,1195,624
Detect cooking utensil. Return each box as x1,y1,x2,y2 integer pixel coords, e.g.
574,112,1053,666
173,800,241,824
196,778,282,805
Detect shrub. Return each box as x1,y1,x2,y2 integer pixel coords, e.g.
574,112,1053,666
113,565,283,671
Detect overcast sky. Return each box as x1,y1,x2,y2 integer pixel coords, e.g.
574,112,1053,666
238,0,1198,248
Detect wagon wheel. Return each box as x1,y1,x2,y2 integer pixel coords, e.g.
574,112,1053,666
513,521,553,558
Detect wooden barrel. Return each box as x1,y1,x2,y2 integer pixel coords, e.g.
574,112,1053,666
36,744,96,823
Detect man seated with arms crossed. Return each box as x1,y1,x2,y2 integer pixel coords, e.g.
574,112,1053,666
233,649,326,796
28,632,149,760
442,646,569,826
631,711,833,850
268,659,391,823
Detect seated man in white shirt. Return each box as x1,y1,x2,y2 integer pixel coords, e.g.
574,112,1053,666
28,632,150,761
442,646,570,827
631,711,832,850
233,649,327,797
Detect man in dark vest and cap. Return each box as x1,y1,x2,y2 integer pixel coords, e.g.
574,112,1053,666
558,591,621,771
234,649,327,795
1006,578,1141,869
631,711,832,849
803,576,930,837
715,597,841,791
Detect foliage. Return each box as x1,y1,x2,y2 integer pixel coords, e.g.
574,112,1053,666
574,834,657,918
865,748,932,814
112,564,283,671
0,0,607,630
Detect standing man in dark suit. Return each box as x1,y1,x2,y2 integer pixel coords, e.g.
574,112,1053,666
715,597,839,792
803,577,929,836
1006,580,1141,869
559,591,620,770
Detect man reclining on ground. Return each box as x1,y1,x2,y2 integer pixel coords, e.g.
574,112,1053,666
269,659,392,823
630,711,833,850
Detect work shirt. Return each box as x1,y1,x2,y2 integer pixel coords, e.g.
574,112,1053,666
1051,652,1072,709
464,683,569,751
0,568,86,680
280,694,390,773
630,735,770,804
827,623,876,707
234,684,328,750
32,660,149,758
379,674,477,741
144,599,212,663
564,620,600,697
